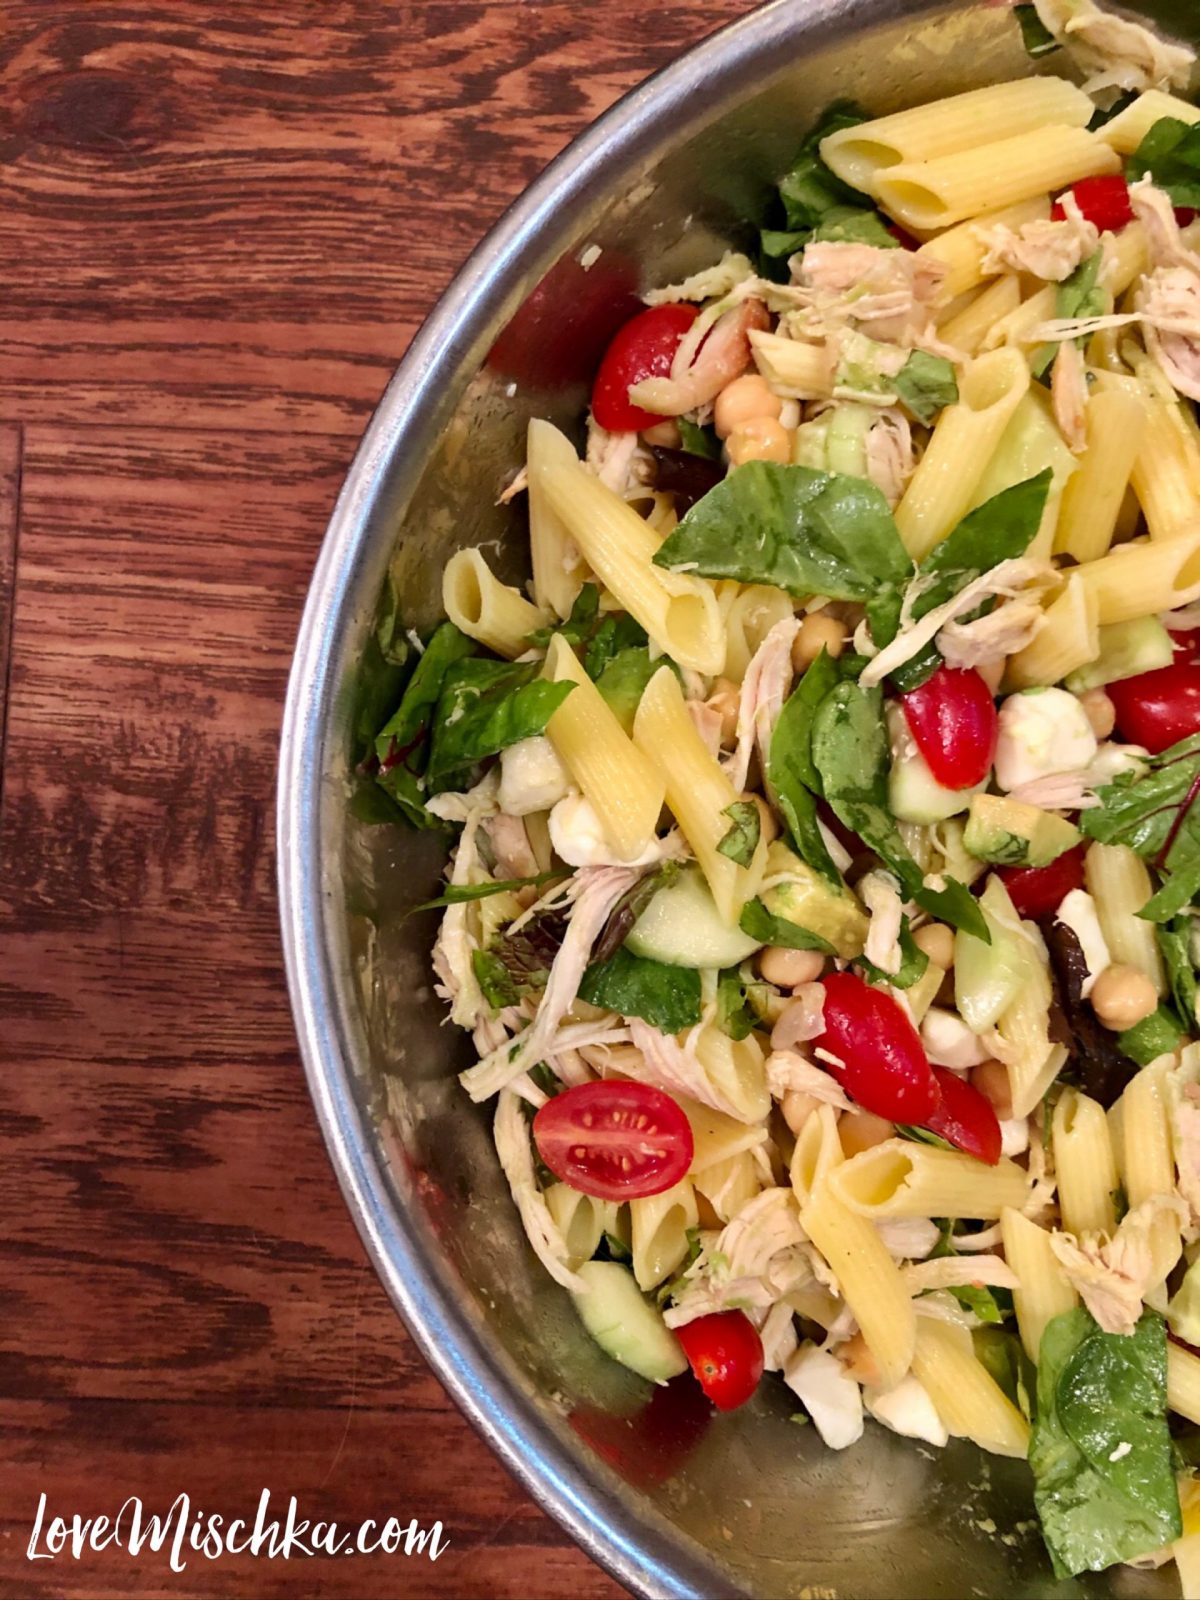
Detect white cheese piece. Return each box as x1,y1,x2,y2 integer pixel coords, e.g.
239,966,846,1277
1000,1117,1030,1159
865,1374,948,1447
920,1006,990,1070
498,737,571,817
784,1344,864,1451
548,793,660,868
1055,888,1112,999
994,688,1097,793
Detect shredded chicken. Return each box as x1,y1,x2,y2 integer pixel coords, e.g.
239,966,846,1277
727,616,802,794
493,1090,588,1292
585,420,646,494
799,243,949,345
431,795,496,1028
483,813,540,881
758,1298,800,1373
977,194,1099,284
664,1187,812,1325
859,870,905,977
1052,337,1090,453
861,558,1054,688
625,1017,760,1123
1130,182,1200,402
876,1217,941,1261
865,408,915,506
1030,0,1194,93
643,250,756,306
629,298,770,416
1170,1072,1200,1232
765,1047,851,1107
685,698,725,762
901,1256,1021,1295
497,465,528,505
460,865,650,1101
769,989,830,1053
1049,1195,1189,1335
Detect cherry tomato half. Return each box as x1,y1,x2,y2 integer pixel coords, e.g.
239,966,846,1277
1107,661,1200,754
676,1311,764,1412
1051,175,1194,230
532,1081,693,1202
591,304,700,432
997,842,1086,921
924,1066,1002,1165
812,972,940,1123
900,665,998,790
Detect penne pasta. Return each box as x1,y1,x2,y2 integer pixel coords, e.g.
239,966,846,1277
894,348,1031,560
750,331,835,398
630,1178,699,1291
1052,1089,1120,1238
527,420,725,674
1073,532,1200,625
1123,1060,1183,1290
873,126,1119,233
910,1318,1031,1459
938,274,1022,358
789,1101,844,1205
443,547,550,658
1098,89,1200,155
1084,843,1167,995
526,417,588,618
831,1140,1031,1220
1000,1208,1078,1365
545,1184,616,1272
1055,386,1151,564
821,77,1092,192
543,634,665,861
1004,572,1099,691
1170,1341,1200,1426
692,1149,765,1223
722,584,796,682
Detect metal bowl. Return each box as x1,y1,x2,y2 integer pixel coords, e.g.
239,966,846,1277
279,3,1198,1594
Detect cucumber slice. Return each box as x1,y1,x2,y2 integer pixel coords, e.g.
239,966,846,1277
887,703,981,824
1064,617,1174,694
626,864,762,969
954,876,1025,1031
571,1261,688,1383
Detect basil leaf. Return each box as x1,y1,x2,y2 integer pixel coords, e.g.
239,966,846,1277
677,418,722,460
475,908,570,1008
1081,733,1200,919
413,870,567,913
527,583,600,649
975,1324,1036,1420
811,205,899,249
1159,915,1199,1029
1118,1004,1186,1066
1089,89,1138,132
894,350,959,425
472,948,521,1009
1128,117,1200,210
1034,253,1109,379
595,646,676,734
717,967,757,1041
1030,1309,1181,1578
1014,3,1060,56
655,462,912,615
857,916,930,990
426,659,575,790
717,801,762,867
354,570,411,762
928,1220,1009,1322
578,945,703,1034
583,612,650,679
895,1123,955,1152
374,621,479,826
739,898,836,953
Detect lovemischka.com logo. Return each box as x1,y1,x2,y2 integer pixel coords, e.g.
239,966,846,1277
27,1488,449,1572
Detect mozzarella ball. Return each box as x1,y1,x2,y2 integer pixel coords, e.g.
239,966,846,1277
994,687,1097,793
498,736,571,816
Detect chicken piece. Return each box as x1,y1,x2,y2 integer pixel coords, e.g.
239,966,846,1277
483,812,541,880
799,242,950,345
864,408,915,506
1031,0,1194,93
977,194,1099,284
765,1046,852,1107
685,698,725,761
584,419,646,494
1049,1195,1189,1335
726,616,802,793
1052,337,1090,453
627,299,770,416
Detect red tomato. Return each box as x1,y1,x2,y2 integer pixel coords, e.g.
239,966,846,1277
1050,175,1134,231
1108,661,1200,753
590,304,700,431
813,972,940,1123
532,1081,693,1202
676,1311,764,1412
900,665,998,790
924,1067,1002,1165
997,843,1086,920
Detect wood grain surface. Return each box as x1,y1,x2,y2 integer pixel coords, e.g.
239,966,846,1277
0,4,756,1595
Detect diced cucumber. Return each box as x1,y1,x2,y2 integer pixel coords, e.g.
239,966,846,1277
887,705,981,824
570,1261,688,1383
1065,617,1174,693
954,876,1026,1030
626,864,762,969
826,402,873,480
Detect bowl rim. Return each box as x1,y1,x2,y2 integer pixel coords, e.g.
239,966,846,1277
276,2,921,1594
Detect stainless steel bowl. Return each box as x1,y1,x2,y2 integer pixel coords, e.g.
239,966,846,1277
279,3,1198,1594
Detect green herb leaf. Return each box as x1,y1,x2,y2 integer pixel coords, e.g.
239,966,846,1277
1014,3,1061,56
811,205,900,249
425,659,575,790
1030,1308,1181,1578
1034,253,1109,380
717,801,762,868
894,351,959,425
1089,90,1139,132
1128,117,1200,210
602,1230,632,1263
474,908,570,1009
472,947,522,1010
657,1226,703,1306
1118,1004,1186,1066
1081,733,1200,922
1159,915,1198,1029
413,869,568,913
739,898,836,953
677,418,722,460
654,462,913,610
583,612,651,680
594,646,675,734
373,621,480,826
527,583,600,649
759,103,888,275
896,1123,955,1152
857,916,930,990
928,1219,1009,1322
717,967,758,1041
577,945,703,1034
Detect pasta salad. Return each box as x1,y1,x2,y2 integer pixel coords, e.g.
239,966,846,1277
358,1,1200,1583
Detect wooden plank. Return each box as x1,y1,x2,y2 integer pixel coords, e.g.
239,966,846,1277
0,426,21,777
0,1,750,433
0,1397,620,1599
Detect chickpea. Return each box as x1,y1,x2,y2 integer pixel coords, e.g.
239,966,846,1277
714,374,782,438
969,1058,1013,1122
708,676,740,747
839,1108,895,1157
913,921,955,970
1091,964,1159,1031
1079,687,1116,740
792,612,848,672
781,1089,819,1138
641,418,681,449
759,945,825,989
727,416,792,466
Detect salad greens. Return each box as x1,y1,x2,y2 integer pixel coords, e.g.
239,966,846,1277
738,897,837,953
1128,116,1200,208
577,946,703,1033
1013,3,1060,57
717,801,762,867
374,621,479,826
1080,732,1200,923
1030,1309,1180,1578
894,351,960,426
425,658,575,791
759,103,896,275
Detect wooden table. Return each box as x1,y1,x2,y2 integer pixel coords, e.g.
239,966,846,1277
0,3,760,1594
